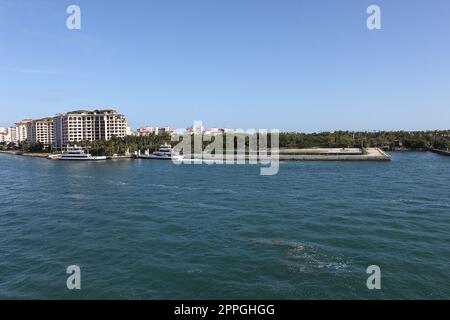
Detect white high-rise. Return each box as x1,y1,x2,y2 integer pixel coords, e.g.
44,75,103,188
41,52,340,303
54,109,128,150
9,119,32,143
27,118,54,148
0,127,11,143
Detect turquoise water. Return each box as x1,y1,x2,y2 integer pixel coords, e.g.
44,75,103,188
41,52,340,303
0,152,449,299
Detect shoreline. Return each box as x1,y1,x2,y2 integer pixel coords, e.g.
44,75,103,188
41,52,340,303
430,149,450,156
1,148,392,161
0,150,134,160
0,150,50,158
181,148,391,161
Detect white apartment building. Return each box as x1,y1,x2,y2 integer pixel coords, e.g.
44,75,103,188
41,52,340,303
0,127,10,143
8,127,17,143
11,119,32,143
27,118,54,148
54,109,128,150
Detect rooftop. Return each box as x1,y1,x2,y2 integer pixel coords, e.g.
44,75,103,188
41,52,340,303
67,109,118,115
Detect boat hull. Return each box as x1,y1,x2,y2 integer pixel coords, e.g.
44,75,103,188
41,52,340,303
58,157,107,161
139,155,183,161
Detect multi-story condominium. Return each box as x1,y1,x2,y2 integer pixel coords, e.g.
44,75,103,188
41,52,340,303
8,126,17,143
27,118,54,148
13,119,32,142
54,109,128,150
0,127,11,143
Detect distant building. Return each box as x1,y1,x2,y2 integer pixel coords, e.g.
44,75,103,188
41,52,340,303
158,126,172,135
137,126,158,136
204,127,225,136
186,122,204,135
0,127,11,143
53,109,128,150
137,126,172,136
27,118,54,148
9,127,17,143
223,128,238,134
11,119,33,143
126,126,134,136
185,124,232,136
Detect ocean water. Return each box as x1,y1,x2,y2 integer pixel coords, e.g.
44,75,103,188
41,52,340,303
0,152,449,299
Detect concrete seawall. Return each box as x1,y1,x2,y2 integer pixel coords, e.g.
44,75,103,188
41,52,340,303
430,149,450,156
280,148,391,161
183,148,391,162
1,148,391,162
279,148,391,161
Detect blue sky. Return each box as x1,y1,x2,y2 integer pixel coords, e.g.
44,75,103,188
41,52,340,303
1,0,449,131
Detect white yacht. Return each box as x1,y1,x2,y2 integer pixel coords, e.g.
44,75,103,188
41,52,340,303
140,143,183,160
59,147,107,161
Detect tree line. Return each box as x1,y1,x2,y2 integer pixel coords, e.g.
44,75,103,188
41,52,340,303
278,130,450,150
